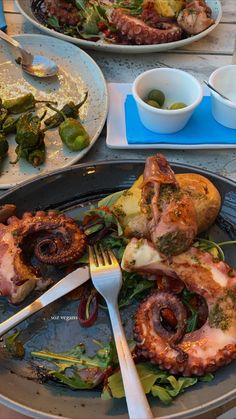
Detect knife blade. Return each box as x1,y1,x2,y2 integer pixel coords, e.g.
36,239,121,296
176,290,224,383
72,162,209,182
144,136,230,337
0,266,90,337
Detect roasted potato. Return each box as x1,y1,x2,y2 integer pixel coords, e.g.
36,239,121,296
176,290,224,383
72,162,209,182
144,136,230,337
112,175,148,237
112,173,221,235
176,173,221,233
144,0,185,18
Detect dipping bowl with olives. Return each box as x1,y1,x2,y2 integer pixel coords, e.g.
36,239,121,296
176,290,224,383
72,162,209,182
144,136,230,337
132,68,203,134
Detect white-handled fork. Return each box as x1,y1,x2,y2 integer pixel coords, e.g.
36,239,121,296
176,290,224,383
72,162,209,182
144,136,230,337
89,245,153,419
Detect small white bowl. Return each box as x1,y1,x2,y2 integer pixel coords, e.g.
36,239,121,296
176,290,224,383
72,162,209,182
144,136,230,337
209,65,236,129
132,68,203,134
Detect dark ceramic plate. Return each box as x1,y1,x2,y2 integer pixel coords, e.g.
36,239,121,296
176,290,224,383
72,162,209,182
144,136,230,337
0,160,235,419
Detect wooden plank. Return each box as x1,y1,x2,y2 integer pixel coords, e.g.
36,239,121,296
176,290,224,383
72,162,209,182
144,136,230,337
5,12,42,35
180,23,236,55
3,0,18,13
3,0,236,21
89,49,234,83
220,0,236,23
4,13,236,55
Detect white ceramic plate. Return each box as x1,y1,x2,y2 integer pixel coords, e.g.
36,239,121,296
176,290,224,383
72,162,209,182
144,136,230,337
0,160,235,419
0,34,108,189
16,0,222,54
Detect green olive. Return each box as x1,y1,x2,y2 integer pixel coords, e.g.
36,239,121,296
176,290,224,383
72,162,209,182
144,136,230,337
148,89,165,106
146,99,161,108
169,102,187,110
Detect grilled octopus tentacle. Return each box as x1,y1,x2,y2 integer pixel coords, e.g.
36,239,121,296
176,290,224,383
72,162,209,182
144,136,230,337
141,154,198,255
8,210,86,265
0,210,86,304
122,238,236,376
109,8,183,45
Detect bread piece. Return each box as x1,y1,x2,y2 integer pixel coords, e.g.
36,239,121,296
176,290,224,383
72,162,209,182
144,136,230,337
112,173,221,236
176,173,221,233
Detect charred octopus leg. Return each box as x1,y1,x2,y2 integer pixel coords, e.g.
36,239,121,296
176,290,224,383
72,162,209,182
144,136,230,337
141,154,198,255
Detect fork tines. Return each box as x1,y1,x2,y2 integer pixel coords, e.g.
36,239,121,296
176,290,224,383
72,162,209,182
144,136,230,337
89,244,115,267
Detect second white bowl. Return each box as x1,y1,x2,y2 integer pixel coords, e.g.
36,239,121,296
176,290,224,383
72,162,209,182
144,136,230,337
209,65,236,129
132,68,203,134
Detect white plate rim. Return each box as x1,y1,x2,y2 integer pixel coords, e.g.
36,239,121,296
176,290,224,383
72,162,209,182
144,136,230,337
15,0,222,54
0,33,108,189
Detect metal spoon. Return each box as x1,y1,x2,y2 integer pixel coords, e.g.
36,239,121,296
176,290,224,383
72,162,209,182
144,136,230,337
0,30,58,78
204,80,232,102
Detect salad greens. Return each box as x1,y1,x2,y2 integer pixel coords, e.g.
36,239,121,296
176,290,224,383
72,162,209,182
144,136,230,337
102,362,213,404
32,341,117,389
181,289,198,333
114,0,143,15
5,331,25,358
31,341,213,403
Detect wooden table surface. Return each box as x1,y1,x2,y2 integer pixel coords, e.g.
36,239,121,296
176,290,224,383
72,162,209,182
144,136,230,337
1,1,236,418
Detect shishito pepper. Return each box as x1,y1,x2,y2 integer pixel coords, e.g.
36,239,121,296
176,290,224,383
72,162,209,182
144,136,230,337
44,91,88,128
2,116,18,134
59,118,90,151
27,137,46,167
0,106,8,127
3,93,57,114
15,112,44,148
12,112,45,165
15,137,46,167
0,133,9,160
46,104,90,151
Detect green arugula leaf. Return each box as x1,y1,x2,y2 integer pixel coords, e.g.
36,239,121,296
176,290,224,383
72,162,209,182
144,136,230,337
102,363,170,399
181,289,198,333
98,190,126,208
118,271,155,308
87,208,123,236
51,371,96,389
32,341,118,390
5,331,25,358
83,7,100,34
103,362,212,404
193,238,225,261
199,373,214,382
114,0,143,15
101,233,128,261
166,377,198,397
32,340,118,370
47,16,60,28
31,341,115,372
151,385,173,405
75,0,86,11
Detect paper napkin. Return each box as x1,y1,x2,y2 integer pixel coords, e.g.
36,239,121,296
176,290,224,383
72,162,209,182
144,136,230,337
125,95,236,145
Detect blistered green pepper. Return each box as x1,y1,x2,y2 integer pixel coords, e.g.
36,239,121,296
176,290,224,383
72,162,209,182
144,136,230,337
0,133,9,160
15,138,45,167
27,141,46,167
12,112,45,165
44,91,88,129
3,93,57,114
59,118,90,151
15,112,44,148
2,116,18,134
0,106,8,127
47,104,90,151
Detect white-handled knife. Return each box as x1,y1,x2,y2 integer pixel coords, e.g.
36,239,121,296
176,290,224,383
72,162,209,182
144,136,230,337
0,266,90,337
